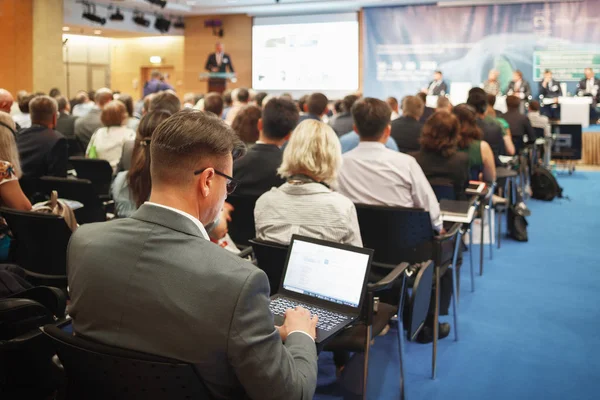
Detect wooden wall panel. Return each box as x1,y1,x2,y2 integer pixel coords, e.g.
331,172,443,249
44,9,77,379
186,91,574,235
0,0,33,95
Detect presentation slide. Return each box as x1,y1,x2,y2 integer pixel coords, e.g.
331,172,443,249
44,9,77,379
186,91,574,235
252,14,359,92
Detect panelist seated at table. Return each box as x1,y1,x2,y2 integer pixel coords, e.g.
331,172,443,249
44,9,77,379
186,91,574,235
539,69,562,120
576,67,600,123
424,70,448,96
506,70,532,101
482,69,501,96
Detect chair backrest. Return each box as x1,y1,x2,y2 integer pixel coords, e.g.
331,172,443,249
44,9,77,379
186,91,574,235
355,204,433,266
66,139,84,158
428,178,457,201
68,156,113,197
226,194,260,247
0,207,72,277
39,176,106,224
248,239,288,296
43,324,213,400
407,261,434,341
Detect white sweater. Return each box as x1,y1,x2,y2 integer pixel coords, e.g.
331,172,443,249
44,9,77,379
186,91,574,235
86,126,136,173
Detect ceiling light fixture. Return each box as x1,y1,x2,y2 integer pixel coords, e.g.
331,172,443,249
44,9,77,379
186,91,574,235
173,17,185,29
133,11,151,27
154,15,171,33
82,3,106,25
62,26,70,31
109,7,124,21
94,29,102,35
145,0,168,8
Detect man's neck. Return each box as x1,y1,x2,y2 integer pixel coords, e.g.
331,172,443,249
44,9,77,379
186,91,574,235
359,136,386,145
257,133,286,147
149,190,205,225
32,121,52,129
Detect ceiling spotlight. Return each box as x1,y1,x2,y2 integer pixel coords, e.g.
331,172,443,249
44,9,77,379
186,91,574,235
133,11,150,27
145,0,167,8
94,30,102,35
82,4,106,25
110,8,124,21
173,17,185,29
154,15,171,33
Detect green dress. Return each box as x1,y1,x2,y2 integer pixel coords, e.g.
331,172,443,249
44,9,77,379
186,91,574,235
459,140,483,178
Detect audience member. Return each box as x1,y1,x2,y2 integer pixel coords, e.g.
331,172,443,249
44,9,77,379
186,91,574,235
298,93,329,122
203,92,225,117
255,119,362,247
182,92,196,109
148,91,181,115
254,92,268,108
12,91,27,115
436,96,453,113
112,110,172,217
117,94,140,132
417,92,435,123
485,95,516,155
68,109,318,400
86,100,136,173
49,88,61,98
337,97,442,231
231,105,262,146
233,98,298,197
225,88,250,125
16,96,67,179
527,101,551,138
74,88,113,149
453,104,496,182
55,96,77,140
71,91,95,118
503,95,535,154
0,112,31,210
143,70,174,97
0,89,14,115
329,94,359,136
222,90,233,119
339,99,399,153
13,94,34,129
297,94,309,115
390,95,424,153
467,88,509,165
412,111,469,198
386,96,400,120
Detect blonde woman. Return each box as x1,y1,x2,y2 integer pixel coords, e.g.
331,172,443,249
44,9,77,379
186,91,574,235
254,119,362,247
0,112,32,210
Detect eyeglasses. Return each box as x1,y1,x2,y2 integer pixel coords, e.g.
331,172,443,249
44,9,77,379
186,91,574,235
193,167,239,195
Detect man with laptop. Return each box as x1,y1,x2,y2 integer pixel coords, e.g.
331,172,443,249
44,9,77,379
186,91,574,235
67,110,319,400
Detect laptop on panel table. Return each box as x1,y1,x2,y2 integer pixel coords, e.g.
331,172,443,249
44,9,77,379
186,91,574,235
269,235,373,344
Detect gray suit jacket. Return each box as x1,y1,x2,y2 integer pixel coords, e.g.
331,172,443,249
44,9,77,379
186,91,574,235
117,140,135,172
74,107,102,150
56,112,78,140
67,204,318,400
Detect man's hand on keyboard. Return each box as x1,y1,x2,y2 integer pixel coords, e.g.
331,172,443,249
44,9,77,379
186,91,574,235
276,306,318,342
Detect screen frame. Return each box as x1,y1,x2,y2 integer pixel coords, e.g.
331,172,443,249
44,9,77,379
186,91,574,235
277,234,373,315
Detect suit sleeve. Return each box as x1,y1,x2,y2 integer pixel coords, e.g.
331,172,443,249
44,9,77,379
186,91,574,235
525,82,532,99
48,137,68,177
205,54,213,72
227,268,318,400
228,54,235,73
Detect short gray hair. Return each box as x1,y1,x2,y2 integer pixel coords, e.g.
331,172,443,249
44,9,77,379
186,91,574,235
278,120,342,185
0,112,22,177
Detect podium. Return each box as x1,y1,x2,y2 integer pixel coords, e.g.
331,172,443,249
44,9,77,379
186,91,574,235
198,72,237,94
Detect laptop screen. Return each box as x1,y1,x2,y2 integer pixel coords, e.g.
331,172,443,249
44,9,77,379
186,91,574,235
282,238,370,308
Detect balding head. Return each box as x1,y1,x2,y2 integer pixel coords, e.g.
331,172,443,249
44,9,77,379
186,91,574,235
30,95,58,128
0,89,14,113
94,88,114,108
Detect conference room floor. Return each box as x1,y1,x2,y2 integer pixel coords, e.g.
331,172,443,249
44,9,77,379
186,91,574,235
315,172,600,400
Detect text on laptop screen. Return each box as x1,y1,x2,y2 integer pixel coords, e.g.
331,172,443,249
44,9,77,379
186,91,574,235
282,239,370,308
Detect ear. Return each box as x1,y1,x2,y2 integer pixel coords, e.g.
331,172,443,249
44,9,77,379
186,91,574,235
383,124,391,139
283,132,292,141
197,168,215,198
303,104,308,113
353,124,359,134
52,113,58,128
257,118,263,132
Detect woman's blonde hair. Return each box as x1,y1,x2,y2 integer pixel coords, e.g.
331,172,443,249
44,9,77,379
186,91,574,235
0,112,22,177
278,119,342,185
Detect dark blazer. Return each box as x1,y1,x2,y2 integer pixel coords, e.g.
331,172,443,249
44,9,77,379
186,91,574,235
506,80,532,100
298,113,321,124
502,109,535,154
329,112,354,137
477,118,505,166
427,80,448,96
205,52,235,73
576,77,600,104
233,144,286,197
16,125,67,179
55,112,77,139
390,116,423,153
74,107,102,150
67,204,318,400
419,107,435,123
412,150,469,200
539,79,562,99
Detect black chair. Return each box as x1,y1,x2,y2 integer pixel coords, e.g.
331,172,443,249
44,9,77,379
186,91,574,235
248,239,287,296
226,194,260,247
354,204,461,379
39,176,109,224
68,156,113,199
66,139,84,159
0,207,72,289
43,324,213,400
0,286,67,397
19,177,46,204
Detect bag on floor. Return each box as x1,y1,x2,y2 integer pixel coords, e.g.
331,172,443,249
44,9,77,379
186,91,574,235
507,205,528,242
531,166,563,201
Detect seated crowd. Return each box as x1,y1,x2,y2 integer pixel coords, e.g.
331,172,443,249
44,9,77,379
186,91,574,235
0,80,538,399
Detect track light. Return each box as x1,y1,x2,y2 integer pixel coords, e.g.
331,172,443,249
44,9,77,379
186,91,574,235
145,0,167,8
173,17,185,29
154,15,171,33
109,7,124,21
82,4,106,25
133,11,150,27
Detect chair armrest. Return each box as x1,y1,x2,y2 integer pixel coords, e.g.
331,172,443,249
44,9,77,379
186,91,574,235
237,246,254,259
367,262,410,292
6,286,67,318
434,222,461,242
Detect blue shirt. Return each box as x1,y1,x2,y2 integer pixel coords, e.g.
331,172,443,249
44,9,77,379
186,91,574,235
339,131,399,154
143,79,174,97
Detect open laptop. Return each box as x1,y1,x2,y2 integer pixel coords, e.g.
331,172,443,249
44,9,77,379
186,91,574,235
269,235,373,344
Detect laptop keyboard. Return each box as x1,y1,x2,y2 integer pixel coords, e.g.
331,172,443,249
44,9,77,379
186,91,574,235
269,298,349,332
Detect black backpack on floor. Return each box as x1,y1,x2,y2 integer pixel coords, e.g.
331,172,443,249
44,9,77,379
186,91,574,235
531,166,563,201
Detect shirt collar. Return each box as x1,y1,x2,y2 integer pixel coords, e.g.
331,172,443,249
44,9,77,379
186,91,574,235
144,202,210,240
356,141,387,150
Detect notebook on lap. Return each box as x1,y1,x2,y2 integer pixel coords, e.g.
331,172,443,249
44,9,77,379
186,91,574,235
269,235,373,344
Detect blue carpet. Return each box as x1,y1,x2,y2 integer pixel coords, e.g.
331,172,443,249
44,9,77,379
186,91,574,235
315,172,600,400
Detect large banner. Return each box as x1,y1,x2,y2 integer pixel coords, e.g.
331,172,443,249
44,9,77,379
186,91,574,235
363,1,600,100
